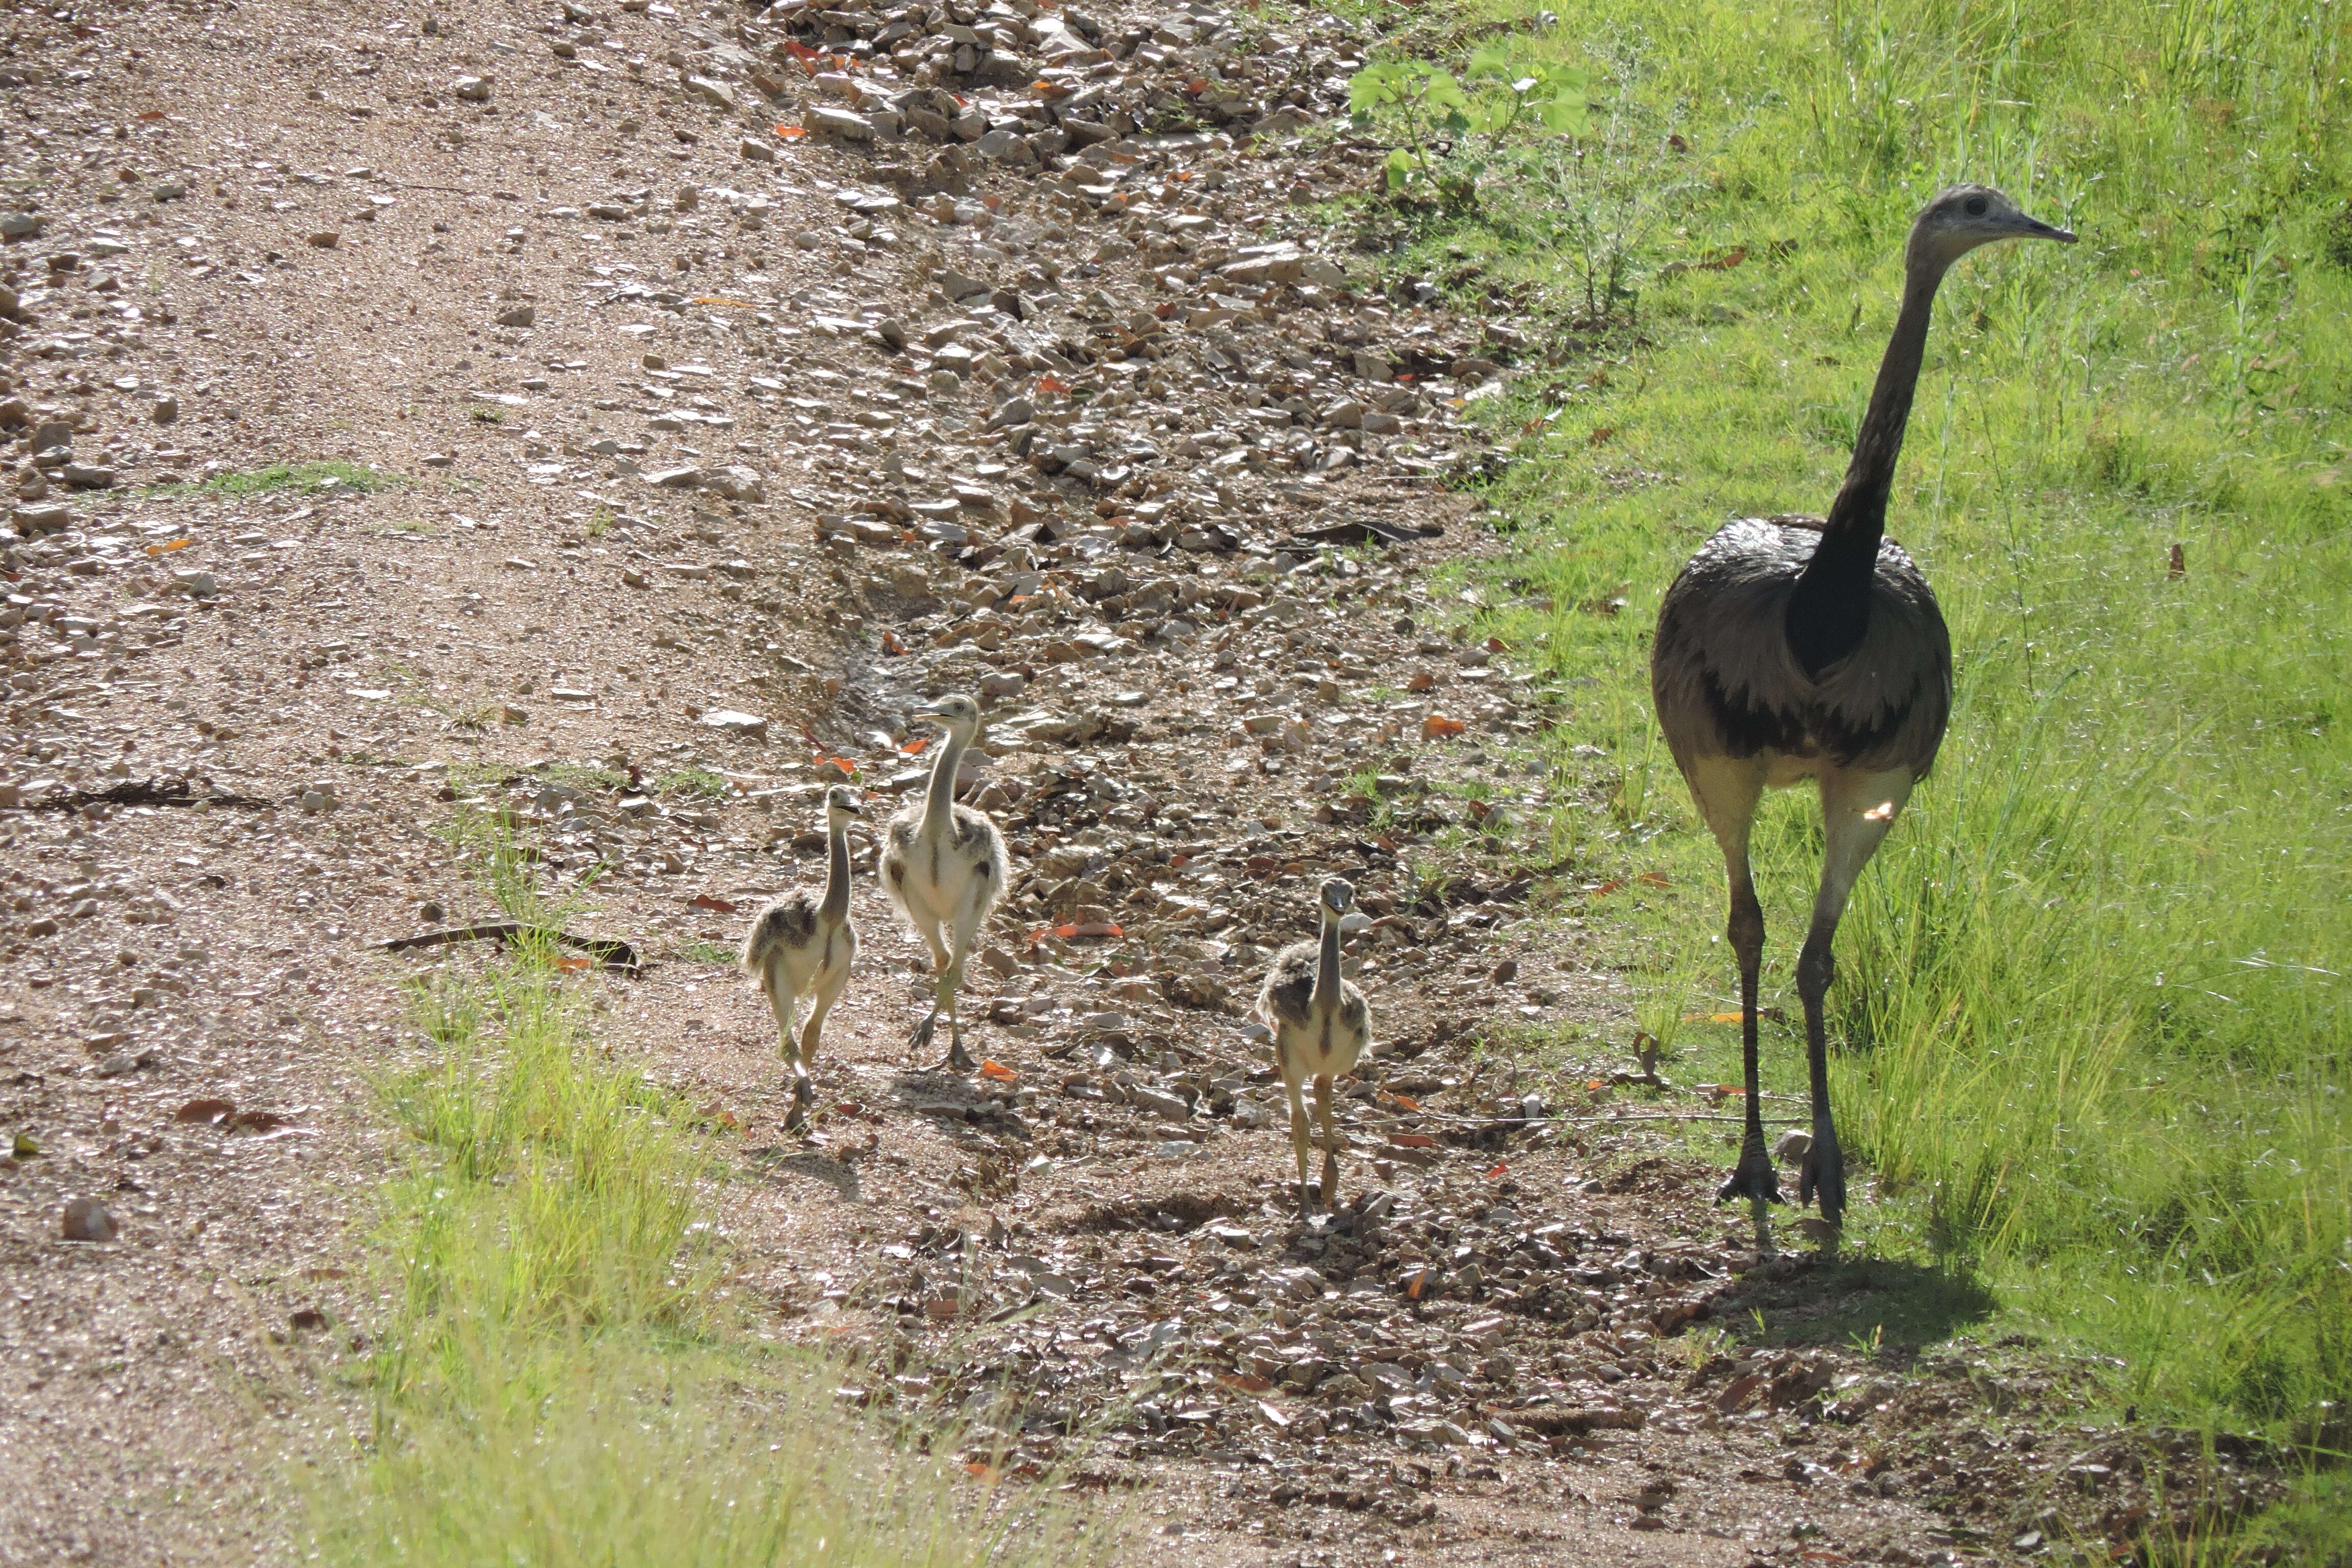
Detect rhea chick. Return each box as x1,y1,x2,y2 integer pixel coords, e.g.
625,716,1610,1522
1258,877,1373,1217
741,785,861,1129
880,693,1007,1072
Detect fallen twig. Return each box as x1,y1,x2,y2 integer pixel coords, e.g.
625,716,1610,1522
375,921,641,974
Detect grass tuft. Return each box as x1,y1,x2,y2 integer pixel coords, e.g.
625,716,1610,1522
158,459,392,498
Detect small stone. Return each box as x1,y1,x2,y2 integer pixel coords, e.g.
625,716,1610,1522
13,503,74,535
706,464,764,502
738,137,775,163
701,709,768,740
170,570,220,598
306,231,341,249
150,395,179,426
60,464,117,489
453,75,492,102
418,899,447,923
807,106,875,141
61,1196,118,1243
645,466,703,489
494,303,536,329
1129,1085,1191,1121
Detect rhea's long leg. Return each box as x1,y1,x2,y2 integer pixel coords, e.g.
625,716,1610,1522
765,966,802,1066
791,963,850,1125
1686,758,1777,1218
908,920,950,1051
1796,768,1914,1228
935,912,981,1073
1312,1071,1339,1215
1280,1041,1313,1220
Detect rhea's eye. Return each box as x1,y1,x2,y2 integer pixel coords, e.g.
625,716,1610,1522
1965,196,1988,216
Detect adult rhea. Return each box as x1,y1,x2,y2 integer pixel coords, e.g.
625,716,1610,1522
1650,184,2074,1229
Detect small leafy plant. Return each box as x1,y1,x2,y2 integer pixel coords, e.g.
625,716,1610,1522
1349,46,1588,207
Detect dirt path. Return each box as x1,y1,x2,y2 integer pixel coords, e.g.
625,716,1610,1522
0,2,2263,1564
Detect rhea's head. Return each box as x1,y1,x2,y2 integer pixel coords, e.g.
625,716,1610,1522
1318,878,1357,918
913,693,983,739
1908,184,2076,274
823,785,863,826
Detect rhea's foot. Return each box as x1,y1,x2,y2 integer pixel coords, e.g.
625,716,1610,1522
908,1010,938,1052
1799,1122,1846,1226
1320,1154,1341,1215
1716,1150,1785,1209
938,1032,976,1073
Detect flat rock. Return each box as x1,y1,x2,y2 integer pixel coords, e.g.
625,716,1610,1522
60,1196,118,1243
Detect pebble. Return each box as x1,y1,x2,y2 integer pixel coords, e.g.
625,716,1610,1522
60,1197,119,1243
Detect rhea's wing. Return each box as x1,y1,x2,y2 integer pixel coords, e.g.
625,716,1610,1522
741,892,820,971
1256,941,1319,1028
1651,518,1818,765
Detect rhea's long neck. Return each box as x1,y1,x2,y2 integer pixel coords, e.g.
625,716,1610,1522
923,725,967,827
1787,256,1949,676
1312,907,1343,1010
819,816,852,923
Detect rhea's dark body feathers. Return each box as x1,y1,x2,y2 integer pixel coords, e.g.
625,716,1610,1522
1653,516,1952,781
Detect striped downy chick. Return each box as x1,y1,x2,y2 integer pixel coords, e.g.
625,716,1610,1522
1257,877,1373,1218
742,785,861,1127
880,694,1006,1073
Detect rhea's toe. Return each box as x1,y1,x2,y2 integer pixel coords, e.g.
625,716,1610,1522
1716,1161,1784,1208
1800,1141,1848,1224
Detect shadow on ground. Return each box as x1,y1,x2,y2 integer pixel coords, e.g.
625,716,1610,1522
1718,1252,1999,1352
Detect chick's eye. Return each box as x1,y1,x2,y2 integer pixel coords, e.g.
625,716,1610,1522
1965,196,1988,216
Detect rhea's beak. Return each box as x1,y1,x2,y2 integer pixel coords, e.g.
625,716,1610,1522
2019,211,2077,244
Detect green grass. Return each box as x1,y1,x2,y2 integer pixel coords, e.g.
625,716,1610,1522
1348,0,2350,1499
158,459,393,498
320,830,1105,1566
658,766,732,800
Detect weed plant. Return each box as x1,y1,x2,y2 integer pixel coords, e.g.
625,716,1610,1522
1393,0,2348,1474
